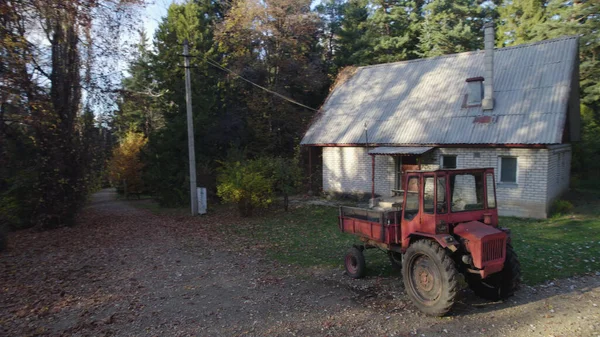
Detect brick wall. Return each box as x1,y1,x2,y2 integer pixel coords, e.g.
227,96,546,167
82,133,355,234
425,148,550,218
546,144,572,208
322,147,393,197
322,146,567,218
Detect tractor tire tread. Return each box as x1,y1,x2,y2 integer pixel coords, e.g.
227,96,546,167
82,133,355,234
403,240,459,317
345,246,366,279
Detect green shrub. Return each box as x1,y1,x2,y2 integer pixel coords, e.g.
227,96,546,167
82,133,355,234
551,199,574,216
217,160,274,217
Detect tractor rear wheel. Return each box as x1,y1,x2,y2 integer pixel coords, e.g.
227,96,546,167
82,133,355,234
467,244,521,301
402,240,459,316
344,246,366,279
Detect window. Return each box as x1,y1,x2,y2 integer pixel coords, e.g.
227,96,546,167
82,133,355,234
423,176,434,214
404,176,419,220
464,77,484,107
486,173,496,208
450,173,484,212
467,81,483,105
437,176,447,213
499,157,518,183
441,155,457,169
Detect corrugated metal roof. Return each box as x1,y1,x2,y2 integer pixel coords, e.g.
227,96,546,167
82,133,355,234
301,36,579,146
368,146,434,155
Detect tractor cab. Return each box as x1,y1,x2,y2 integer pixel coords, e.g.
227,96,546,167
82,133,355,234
399,168,499,246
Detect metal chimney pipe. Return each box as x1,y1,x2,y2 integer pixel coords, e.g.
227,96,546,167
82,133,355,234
482,22,495,110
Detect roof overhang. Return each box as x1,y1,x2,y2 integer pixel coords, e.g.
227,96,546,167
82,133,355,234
368,146,434,156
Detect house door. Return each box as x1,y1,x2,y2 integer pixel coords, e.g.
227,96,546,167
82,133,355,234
401,156,420,189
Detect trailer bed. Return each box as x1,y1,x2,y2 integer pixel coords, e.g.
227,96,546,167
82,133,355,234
338,206,401,245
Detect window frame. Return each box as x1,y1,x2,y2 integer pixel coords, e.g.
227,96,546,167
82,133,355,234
440,155,457,169
498,156,518,184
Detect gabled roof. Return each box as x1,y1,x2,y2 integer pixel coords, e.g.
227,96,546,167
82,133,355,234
301,36,580,146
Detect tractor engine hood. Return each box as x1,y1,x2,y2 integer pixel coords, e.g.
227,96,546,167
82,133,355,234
454,221,507,278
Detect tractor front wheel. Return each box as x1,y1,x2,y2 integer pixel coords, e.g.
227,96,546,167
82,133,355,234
402,240,459,316
344,246,366,279
467,244,521,301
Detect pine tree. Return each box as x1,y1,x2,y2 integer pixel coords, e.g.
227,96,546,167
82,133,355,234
335,0,371,67
141,0,227,206
364,0,414,63
496,0,546,46
417,0,484,57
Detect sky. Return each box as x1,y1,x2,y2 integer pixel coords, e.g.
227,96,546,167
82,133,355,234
142,0,177,37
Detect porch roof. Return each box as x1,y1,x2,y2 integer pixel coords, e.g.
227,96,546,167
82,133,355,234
368,146,434,156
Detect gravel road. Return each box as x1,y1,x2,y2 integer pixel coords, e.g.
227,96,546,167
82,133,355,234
0,189,599,337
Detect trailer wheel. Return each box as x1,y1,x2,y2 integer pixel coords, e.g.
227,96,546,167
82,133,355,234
402,240,459,316
467,244,521,301
388,251,403,270
344,247,366,279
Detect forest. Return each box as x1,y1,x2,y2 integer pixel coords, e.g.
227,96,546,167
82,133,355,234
1,0,599,232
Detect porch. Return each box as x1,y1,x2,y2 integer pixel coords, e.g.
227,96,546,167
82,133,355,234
368,146,434,210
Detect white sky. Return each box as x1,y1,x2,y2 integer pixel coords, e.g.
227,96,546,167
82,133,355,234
142,0,177,36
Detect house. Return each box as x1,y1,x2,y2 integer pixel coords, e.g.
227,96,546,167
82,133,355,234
300,24,580,218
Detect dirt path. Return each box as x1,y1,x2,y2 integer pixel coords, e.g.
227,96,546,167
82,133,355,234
1,189,599,337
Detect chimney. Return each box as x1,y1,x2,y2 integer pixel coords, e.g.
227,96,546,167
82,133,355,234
482,22,495,110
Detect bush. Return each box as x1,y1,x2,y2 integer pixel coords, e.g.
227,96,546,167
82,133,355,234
217,159,274,217
551,199,574,216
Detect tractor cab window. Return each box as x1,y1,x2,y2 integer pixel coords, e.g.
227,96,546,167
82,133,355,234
486,173,496,208
423,176,435,214
437,176,447,213
450,172,484,212
404,176,419,220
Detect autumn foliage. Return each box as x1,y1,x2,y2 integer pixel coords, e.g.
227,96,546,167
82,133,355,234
108,130,147,196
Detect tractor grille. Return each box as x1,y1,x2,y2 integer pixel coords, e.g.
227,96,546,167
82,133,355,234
482,238,504,263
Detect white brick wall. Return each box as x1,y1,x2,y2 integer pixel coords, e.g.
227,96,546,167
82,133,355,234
546,144,572,207
322,146,570,218
322,147,393,197
425,148,550,218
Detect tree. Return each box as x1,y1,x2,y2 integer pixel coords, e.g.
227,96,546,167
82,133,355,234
0,0,142,229
417,0,485,57
114,29,165,138
334,0,371,67
108,129,147,196
496,0,546,46
216,0,328,157
138,0,228,206
365,0,414,63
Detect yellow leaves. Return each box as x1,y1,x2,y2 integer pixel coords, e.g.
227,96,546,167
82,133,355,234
108,129,147,193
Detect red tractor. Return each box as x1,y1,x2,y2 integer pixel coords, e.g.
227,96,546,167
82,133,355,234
340,168,521,316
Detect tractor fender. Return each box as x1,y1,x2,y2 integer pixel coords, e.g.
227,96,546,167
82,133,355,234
408,232,459,252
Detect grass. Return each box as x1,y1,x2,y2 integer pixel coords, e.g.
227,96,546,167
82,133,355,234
237,190,600,285
229,205,398,277
507,189,600,284
128,190,600,285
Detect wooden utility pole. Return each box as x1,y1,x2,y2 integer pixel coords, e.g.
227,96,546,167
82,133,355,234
183,39,198,215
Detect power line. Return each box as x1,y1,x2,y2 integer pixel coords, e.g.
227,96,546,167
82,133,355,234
196,56,318,112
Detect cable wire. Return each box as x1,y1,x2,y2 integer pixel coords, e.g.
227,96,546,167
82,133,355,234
201,57,318,112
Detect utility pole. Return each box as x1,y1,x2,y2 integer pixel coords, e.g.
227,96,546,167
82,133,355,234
183,39,198,215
